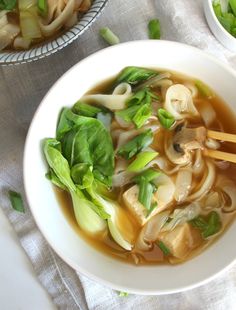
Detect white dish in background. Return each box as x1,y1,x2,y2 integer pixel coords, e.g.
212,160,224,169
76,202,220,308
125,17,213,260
204,0,236,52
24,40,236,295
0,0,108,65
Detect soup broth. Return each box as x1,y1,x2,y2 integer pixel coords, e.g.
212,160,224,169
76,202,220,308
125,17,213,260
44,67,236,265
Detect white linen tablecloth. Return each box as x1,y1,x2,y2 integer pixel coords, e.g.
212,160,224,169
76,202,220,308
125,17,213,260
1,0,236,309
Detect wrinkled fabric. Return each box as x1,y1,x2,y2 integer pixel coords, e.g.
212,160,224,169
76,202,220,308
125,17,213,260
0,0,236,309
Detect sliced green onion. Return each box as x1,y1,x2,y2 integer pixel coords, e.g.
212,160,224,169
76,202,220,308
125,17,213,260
117,129,153,159
133,168,161,183
116,66,157,85
99,27,120,45
73,101,102,117
132,103,152,128
148,19,161,39
127,151,158,172
119,291,129,297
138,177,153,211
195,80,212,98
202,211,221,239
157,108,175,129
8,190,25,213
158,241,171,255
37,0,48,16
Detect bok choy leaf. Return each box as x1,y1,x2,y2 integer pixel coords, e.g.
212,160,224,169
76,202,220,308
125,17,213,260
72,101,103,117
43,138,106,234
61,116,114,186
87,186,132,250
44,112,132,250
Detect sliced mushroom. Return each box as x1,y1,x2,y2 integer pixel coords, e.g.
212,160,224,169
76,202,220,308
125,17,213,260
165,124,207,165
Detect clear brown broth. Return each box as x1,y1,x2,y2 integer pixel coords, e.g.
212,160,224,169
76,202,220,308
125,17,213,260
55,70,236,265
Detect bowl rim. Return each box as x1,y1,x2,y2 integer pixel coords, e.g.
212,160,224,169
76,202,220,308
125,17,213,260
0,0,109,65
23,40,236,295
205,0,236,42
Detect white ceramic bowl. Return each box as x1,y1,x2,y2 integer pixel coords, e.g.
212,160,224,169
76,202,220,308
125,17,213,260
24,40,236,295
0,0,108,65
204,0,236,52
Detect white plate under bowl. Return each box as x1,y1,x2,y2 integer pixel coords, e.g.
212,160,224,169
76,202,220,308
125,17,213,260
24,40,236,295
204,0,236,52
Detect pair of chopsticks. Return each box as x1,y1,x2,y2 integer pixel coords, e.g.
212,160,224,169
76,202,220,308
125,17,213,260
204,130,236,164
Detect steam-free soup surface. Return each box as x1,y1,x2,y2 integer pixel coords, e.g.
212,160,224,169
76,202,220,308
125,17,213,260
43,67,236,265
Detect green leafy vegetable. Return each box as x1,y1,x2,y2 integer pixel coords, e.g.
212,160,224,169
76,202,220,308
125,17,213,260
190,211,221,239
44,138,107,233
37,0,48,16
148,19,161,39
56,108,87,140
0,0,16,10
8,191,25,213
73,101,102,117
45,169,67,190
116,66,157,85
44,110,131,250
127,151,158,172
116,89,157,128
99,27,120,45
61,117,114,186
86,186,132,249
71,191,107,234
117,129,153,159
126,88,157,106
157,108,175,129
119,291,129,297
71,163,94,189
158,241,171,255
44,139,76,193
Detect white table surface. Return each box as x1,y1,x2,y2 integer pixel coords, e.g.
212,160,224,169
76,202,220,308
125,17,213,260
0,207,55,309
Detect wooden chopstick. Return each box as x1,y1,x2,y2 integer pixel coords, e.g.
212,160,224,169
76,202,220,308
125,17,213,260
204,149,236,164
207,130,236,144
